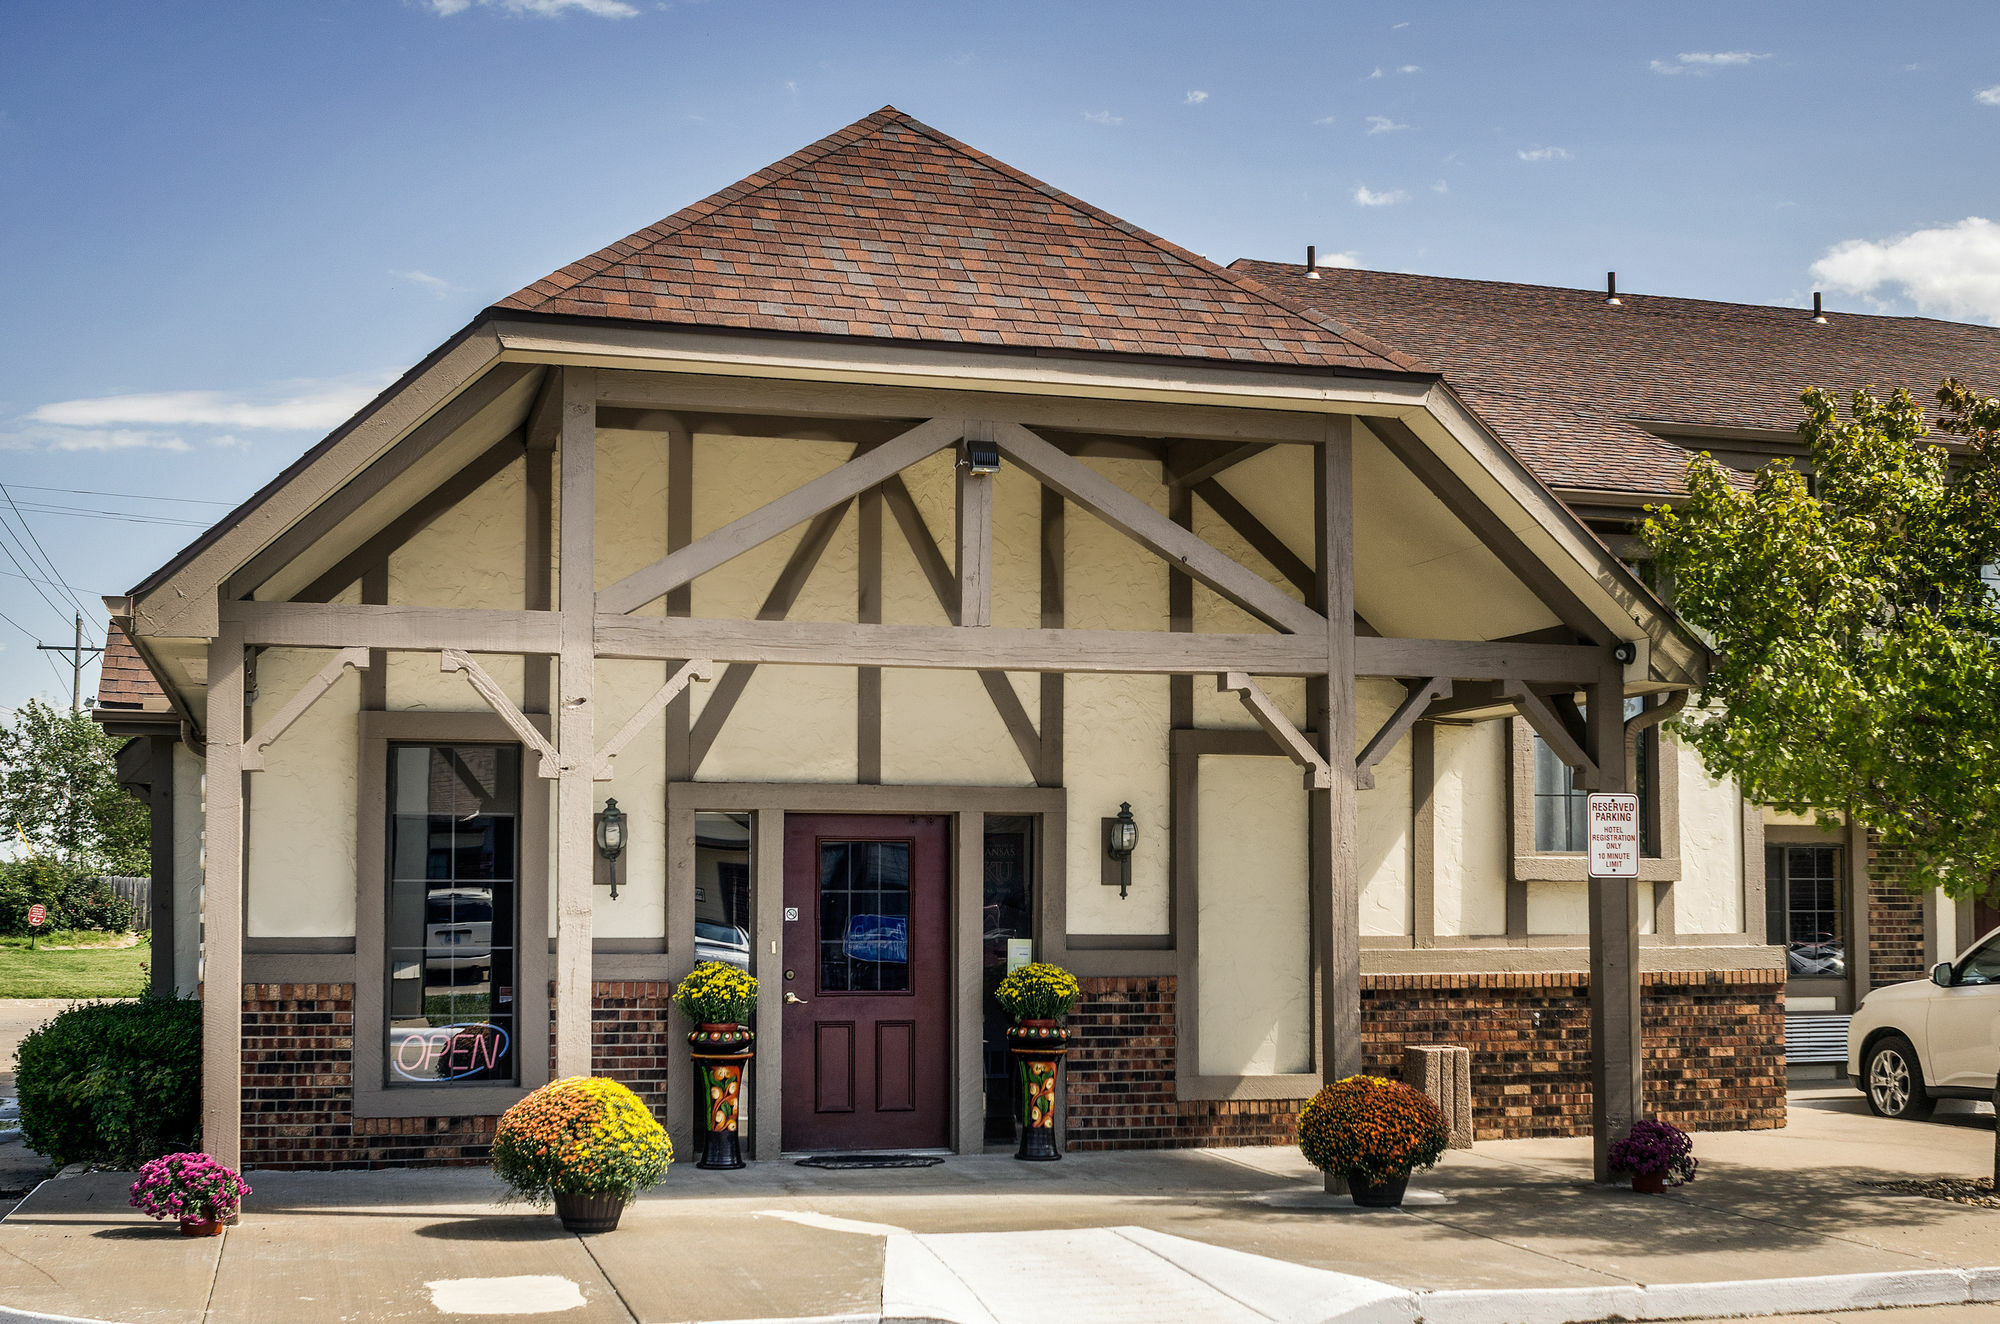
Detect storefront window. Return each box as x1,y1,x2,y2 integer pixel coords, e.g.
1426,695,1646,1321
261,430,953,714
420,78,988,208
1766,843,1846,978
693,812,753,970
1532,698,1657,855
981,816,1035,1143
385,743,520,1087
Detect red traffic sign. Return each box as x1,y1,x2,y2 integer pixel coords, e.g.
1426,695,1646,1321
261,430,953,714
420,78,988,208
26,904,46,928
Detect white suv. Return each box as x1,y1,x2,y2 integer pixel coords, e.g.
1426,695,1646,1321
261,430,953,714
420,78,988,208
1848,927,2000,1118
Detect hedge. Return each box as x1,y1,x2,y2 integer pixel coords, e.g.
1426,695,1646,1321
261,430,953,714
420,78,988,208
0,858,135,936
14,995,201,1167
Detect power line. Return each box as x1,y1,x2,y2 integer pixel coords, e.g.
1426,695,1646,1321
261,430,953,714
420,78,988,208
0,606,73,689
0,530,72,626
0,565,104,594
1,482,236,507
0,484,96,619
4,503,208,528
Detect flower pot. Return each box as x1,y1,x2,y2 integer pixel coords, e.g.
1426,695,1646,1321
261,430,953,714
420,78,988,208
178,1217,225,1237
689,1026,755,1170
1348,1172,1410,1209
1632,1170,1666,1195
1006,1022,1070,1161
554,1191,627,1233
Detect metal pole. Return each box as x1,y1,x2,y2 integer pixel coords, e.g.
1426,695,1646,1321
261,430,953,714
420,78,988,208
71,614,82,714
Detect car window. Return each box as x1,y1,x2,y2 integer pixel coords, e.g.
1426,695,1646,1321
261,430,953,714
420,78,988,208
1957,938,2000,985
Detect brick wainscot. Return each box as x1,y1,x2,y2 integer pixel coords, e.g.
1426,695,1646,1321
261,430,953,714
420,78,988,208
1064,970,1785,1149
240,981,674,1169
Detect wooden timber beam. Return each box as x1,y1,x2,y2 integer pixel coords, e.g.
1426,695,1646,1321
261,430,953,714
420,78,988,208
1355,635,1613,684
294,429,526,605
1190,477,1313,599
525,367,563,452
241,647,369,772
594,658,712,780
596,616,1330,676
221,600,560,653
597,407,909,447
597,417,963,616
1220,672,1333,788
1168,439,1266,489
443,649,562,778
1354,676,1451,791
1367,415,1614,646
228,362,538,601
553,365,597,1081
957,427,995,629
994,421,1326,637
1504,680,1599,785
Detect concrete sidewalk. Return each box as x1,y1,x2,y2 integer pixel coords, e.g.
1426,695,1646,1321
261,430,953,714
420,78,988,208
3,1087,1999,1323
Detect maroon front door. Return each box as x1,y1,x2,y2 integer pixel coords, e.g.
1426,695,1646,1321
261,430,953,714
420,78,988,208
782,814,951,1151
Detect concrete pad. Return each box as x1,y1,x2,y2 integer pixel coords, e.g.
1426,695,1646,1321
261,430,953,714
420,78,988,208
0,1171,221,1324
903,1227,1275,1323
1114,1225,1415,1323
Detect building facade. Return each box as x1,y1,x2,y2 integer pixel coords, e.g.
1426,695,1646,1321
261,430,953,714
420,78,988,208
101,109,1791,1175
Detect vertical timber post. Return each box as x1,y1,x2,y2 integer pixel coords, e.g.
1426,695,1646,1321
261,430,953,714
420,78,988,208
202,620,246,1171
1313,417,1361,1194
555,367,598,1081
1587,658,1639,1182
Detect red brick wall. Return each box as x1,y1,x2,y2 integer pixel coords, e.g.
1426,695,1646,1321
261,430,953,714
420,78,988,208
1866,832,1928,989
1063,969,1784,1150
241,981,674,1170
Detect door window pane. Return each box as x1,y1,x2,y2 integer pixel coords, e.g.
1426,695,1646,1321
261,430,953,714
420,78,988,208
818,840,911,993
386,743,520,1086
1533,736,1587,851
981,816,1035,1143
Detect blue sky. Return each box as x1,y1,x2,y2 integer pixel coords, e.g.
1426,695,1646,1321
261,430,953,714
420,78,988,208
2,0,1998,710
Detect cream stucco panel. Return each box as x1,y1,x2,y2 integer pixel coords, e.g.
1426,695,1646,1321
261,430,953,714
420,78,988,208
1356,678,1413,936
245,645,361,937
1189,489,1308,731
1196,754,1312,1076
1528,881,1590,935
882,668,1035,786
387,461,530,710
1675,742,1745,935
591,656,670,937
1432,720,1508,937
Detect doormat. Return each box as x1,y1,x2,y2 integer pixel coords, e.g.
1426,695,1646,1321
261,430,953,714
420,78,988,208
795,1154,945,1170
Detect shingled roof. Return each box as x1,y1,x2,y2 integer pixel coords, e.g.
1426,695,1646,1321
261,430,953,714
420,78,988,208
95,621,169,713
498,106,1422,374
1235,260,2000,497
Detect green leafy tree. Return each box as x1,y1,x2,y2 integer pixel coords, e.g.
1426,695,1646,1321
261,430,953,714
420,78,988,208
0,697,149,875
1643,381,2000,900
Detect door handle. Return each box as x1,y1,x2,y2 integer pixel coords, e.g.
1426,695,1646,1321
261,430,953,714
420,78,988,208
784,992,809,1005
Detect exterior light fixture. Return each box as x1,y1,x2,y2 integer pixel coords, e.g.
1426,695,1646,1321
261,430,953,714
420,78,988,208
963,436,1001,475
1105,801,1138,900
595,798,627,900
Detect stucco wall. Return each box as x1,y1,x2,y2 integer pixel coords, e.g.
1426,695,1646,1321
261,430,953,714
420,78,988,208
245,642,361,938
1674,741,1745,935
1196,754,1312,1075
1432,720,1507,937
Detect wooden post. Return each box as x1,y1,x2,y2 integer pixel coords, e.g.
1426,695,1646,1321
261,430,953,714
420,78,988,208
956,431,994,629
146,734,177,997
1587,660,1639,1182
554,367,597,1081
858,485,882,783
1312,418,1361,1197
202,621,246,1171
664,426,693,780
1037,488,1064,789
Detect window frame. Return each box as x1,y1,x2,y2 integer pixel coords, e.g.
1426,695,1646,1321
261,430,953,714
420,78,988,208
354,710,552,1119
1508,715,1681,886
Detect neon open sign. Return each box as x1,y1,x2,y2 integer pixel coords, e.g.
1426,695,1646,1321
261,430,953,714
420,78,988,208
391,1023,511,1081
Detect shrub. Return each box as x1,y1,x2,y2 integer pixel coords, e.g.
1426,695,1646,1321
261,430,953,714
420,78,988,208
994,962,1081,1020
491,1076,672,1205
1608,1118,1698,1185
672,961,758,1026
129,1153,250,1223
1298,1074,1450,1186
0,859,133,934
15,995,201,1166
56,875,135,933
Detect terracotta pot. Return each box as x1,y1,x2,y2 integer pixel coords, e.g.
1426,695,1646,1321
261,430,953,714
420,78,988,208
179,1217,225,1237
554,1191,627,1233
1632,1170,1667,1195
1348,1172,1410,1208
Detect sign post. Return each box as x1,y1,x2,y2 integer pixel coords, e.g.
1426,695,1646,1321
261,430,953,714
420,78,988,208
27,902,46,950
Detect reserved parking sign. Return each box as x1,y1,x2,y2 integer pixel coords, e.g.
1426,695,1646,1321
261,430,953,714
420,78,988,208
1587,793,1641,879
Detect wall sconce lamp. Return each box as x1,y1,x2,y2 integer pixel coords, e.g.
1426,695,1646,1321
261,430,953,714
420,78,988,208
962,435,1001,475
1102,801,1138,900
595,797,627,901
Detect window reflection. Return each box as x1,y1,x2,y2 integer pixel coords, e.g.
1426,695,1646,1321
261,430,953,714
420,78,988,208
386,743,520,1086
694,812,753,970
981,816,1034,1143
1766,843,1846,979
817,840,911,993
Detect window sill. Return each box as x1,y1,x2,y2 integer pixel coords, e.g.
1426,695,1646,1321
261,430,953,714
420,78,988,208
1513,854,1681,883
351,1083,529,1120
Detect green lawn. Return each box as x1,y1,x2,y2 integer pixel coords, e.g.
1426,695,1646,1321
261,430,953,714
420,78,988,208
0,932,151,999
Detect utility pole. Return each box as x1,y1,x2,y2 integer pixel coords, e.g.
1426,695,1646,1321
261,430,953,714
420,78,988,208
37,613,103,714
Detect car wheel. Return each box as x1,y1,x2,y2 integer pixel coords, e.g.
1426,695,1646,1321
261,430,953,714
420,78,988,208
1864,1035,1936,1119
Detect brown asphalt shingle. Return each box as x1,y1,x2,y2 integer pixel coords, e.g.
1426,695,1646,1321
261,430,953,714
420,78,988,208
1236,260,2000,496
498,106,1422,374
95,621,168,711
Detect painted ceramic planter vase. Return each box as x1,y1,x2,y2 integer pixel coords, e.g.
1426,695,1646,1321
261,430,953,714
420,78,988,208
1006,1019,1070,1161
689,1024,756,1170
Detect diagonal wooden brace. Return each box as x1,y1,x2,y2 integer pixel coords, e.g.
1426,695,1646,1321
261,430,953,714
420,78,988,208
593,658,712,780
1503,679,1600,787
1355,676,1451,791
443,648,563,779
1220,671,1334,789
242,647,369,772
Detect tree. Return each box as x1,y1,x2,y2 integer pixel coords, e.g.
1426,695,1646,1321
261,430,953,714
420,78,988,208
0,698,149,875
1643,380,2000,900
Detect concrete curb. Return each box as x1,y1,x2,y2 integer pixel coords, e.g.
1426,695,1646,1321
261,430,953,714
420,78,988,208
1408,1265,1995,1324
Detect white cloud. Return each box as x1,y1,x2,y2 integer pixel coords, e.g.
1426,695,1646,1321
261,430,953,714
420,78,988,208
1185,90,1208,105
1353,185,1409,207
1977,85,2000,106
1366,67,1384,79
1517,145,1572,162
1810,216,2000,322
1311,249,1362,268
393,269,458,299
1652,50,1769,75
1083,109,1123,126
30,380,386,431
429,0,639,15
0,424,190,453
1366,115,1411,134
1313,115,1337,126
1398,64,1421,74
1432,178,1449,194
